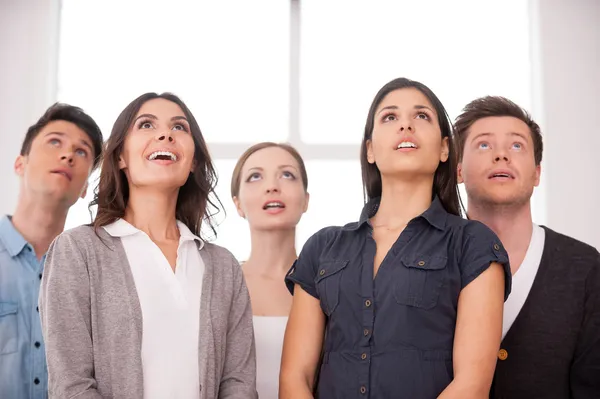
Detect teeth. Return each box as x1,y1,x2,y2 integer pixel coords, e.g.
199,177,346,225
265,202,284,208
494,173,510,178
397,141,417,149
148,151,177,161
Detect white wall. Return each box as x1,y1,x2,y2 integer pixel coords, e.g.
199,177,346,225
0,0,598,249
0,0,60,214
533,0,600,249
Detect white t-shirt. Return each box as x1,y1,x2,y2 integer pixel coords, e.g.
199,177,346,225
502,224,545,339
253,316,288,399
104,219,205,399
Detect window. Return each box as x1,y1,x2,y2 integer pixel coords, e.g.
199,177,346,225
60,0,540,257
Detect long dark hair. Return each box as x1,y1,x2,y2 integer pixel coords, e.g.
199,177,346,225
360,77,461,216
90,92,222,239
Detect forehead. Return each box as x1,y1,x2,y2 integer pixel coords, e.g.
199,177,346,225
468,116,532,142
243,147,299,170
136,98,185,118
35,120,92,146
377,87,434,111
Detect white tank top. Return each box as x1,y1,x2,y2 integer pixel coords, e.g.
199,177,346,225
252,316,288,399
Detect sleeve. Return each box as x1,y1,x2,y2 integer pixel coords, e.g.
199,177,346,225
38,232,103,399
219,255,258,399
460,221,512,300
284,228,328,299
570,251,600,398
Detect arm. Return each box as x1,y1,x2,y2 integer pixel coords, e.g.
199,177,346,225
38,232,102,399
279,285,326,399
218,257,258,399
570,252,600,398
437,262,505,399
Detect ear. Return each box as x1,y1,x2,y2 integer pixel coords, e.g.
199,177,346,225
303,192,310,213
80,181,88,199
14,155,25,177
233,196,245,219
190,158,197,173
118,155,126,170
440,137,449,163
366,139,375,164
457,162,464,184
533,163,541,187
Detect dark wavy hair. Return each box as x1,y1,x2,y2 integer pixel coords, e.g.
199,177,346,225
90,92,222,239
360,77,461,216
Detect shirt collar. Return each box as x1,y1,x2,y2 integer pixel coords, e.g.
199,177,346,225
103,218,204,249
0,215,30,257
346,195,448,231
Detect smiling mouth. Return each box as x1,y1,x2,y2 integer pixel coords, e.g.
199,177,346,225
147,151,178,162
263,201,285,210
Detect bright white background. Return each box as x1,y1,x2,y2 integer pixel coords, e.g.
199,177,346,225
1,0,598,256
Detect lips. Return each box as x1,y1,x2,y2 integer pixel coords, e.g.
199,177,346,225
263,200,285,210
50,169,72,181
488,169,515,179
394,135,419,150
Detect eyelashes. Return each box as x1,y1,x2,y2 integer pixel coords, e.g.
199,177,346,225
380,111,431,123
136,118,189,132
245,170,297,183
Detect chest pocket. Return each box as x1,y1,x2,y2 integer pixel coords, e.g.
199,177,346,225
0,302,18,355
314,260,348,316
393,254,447,310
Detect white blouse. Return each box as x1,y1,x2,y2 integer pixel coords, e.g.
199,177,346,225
253,316,288,399
104,219,205,399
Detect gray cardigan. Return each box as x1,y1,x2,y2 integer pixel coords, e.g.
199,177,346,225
38,225,258,399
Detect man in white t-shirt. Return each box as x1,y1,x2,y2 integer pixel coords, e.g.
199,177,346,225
454,96,600,399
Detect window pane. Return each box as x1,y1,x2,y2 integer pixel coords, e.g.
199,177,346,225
300,0,531,144
58,0,289,143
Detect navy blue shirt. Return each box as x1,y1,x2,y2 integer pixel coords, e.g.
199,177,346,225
285,196,511,398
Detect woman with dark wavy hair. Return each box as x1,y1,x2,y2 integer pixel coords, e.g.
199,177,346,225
280,78,512,398
39,93,257,399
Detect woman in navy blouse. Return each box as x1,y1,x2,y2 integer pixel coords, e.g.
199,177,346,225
280,78,512,398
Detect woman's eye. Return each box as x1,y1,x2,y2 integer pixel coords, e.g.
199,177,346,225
140,122,153,129
282,171,295,179
479,143,490,150
416,112,429,120
248,173,261,182
512,143,522,150
172,124,186,131
382,114,396,122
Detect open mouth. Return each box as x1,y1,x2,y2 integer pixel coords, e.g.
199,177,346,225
263,201,285,210
396,141,417,150
147,151,178,162
489,172,515,179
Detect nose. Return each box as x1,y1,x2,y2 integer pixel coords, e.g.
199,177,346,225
493,148,510,163
157,132,175,143
265,177,280,194
398,118,414,133
60,150,75,166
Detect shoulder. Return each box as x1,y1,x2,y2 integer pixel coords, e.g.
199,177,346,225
53,225,112,250
542,226,599,260
202,241,238,265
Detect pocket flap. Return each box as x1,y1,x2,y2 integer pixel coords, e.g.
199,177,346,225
401,254,447,270
0,302,18,317
315,260,349,283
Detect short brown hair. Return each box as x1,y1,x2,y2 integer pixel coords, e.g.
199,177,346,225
231,142,308,198
21,103,104,169
454,96,543,165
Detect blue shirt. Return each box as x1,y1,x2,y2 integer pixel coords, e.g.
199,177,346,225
0,215,47,399
285,197,511,398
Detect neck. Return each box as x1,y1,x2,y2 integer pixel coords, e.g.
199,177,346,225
123,187,180,241
373,176,434,228
467,200,534,274
244,228,297,277
11,191,69,259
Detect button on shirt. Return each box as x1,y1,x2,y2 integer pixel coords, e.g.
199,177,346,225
0,215,47,399
103,219,205,399
285,197,512,398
